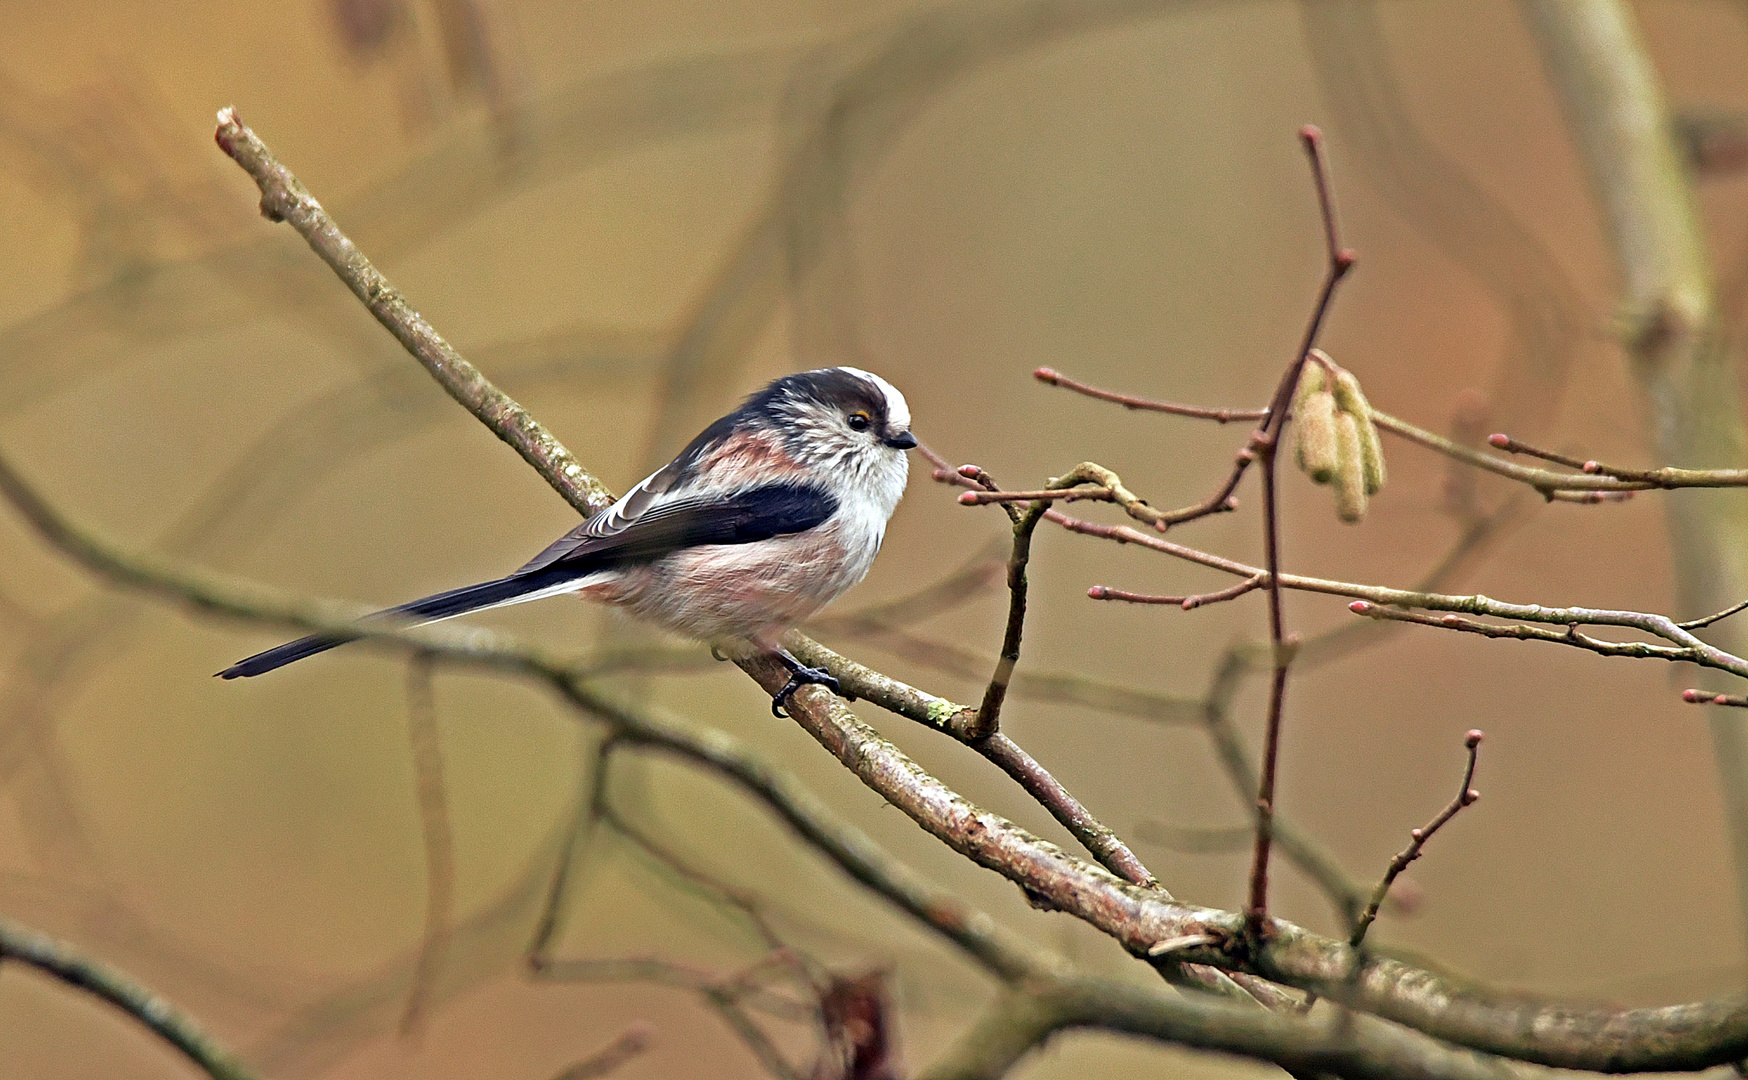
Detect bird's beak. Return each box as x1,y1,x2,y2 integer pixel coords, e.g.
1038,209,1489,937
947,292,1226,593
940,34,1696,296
883,430,918,450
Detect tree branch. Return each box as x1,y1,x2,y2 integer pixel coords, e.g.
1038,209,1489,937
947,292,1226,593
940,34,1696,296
212,108,614,517
1521,0,1748,946
0,915,260,1080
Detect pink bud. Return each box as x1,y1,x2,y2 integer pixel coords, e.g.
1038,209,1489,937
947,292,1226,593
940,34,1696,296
1488,433,1509,448
1300,123,1322,142
1582,461,1600,474
1087,586,1108,599
956,464,980,478
1465,789,1480,804
957,492,977,504
1349,601,1371,613
1034,367,1058,382
1683,689,1705,703
1410,828,1424,840
1465,729,1484,747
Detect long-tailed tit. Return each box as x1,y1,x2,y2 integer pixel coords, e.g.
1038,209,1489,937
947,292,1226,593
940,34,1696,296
219,367,917,714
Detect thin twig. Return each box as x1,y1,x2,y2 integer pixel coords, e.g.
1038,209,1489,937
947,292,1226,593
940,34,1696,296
1350,731,1484,948
1033,366,1268,422
1347,601,1722,672
1679,599,1748,631
1684,690,1748,708
1486,432,1599,472
1088,574,1267,610
1373,410,1748,492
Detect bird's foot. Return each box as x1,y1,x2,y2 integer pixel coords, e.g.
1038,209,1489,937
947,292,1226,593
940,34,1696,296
771,665,841,717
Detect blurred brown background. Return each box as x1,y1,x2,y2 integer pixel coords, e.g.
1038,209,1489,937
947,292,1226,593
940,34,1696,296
0,0,1746,1076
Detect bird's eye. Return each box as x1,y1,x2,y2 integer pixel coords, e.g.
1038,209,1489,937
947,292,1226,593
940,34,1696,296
847,412,871,431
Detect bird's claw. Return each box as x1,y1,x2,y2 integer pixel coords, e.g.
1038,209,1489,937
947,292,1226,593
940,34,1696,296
772,665,842,717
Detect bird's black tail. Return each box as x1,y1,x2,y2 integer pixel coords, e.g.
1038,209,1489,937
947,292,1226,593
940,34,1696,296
217,566,584,679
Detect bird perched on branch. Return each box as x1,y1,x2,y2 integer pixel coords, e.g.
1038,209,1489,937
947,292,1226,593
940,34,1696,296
219,367,917,714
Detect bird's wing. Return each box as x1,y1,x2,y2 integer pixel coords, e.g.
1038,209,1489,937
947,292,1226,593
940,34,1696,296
516,457,685,573
523,481,839,573
219,482,839,680
515,407,755,572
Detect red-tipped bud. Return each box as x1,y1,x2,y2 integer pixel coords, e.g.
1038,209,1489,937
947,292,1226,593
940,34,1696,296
1349,600,1371,614
1465,729,1484,748
1088,586,1109,599
956,464,980,478
1684,688,1706,702
1335,248,1357,270
1463,788,1481,805
1719,695,1732,706
1034,367,1059,383
1488,433,1509,448
957,492,978,504
1410,828,1424,840
1300,123,1323,143
1582,461,1600,474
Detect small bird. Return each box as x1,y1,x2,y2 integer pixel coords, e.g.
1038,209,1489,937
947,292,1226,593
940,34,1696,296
219,367,917,714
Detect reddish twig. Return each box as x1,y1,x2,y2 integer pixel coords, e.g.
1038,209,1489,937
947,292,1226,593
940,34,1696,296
1034,367,1268,423
1684,690,1748,708
1245,124,1356,941
1349,731,1483,947
1486,432,1598,473
1088,574,1267,611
